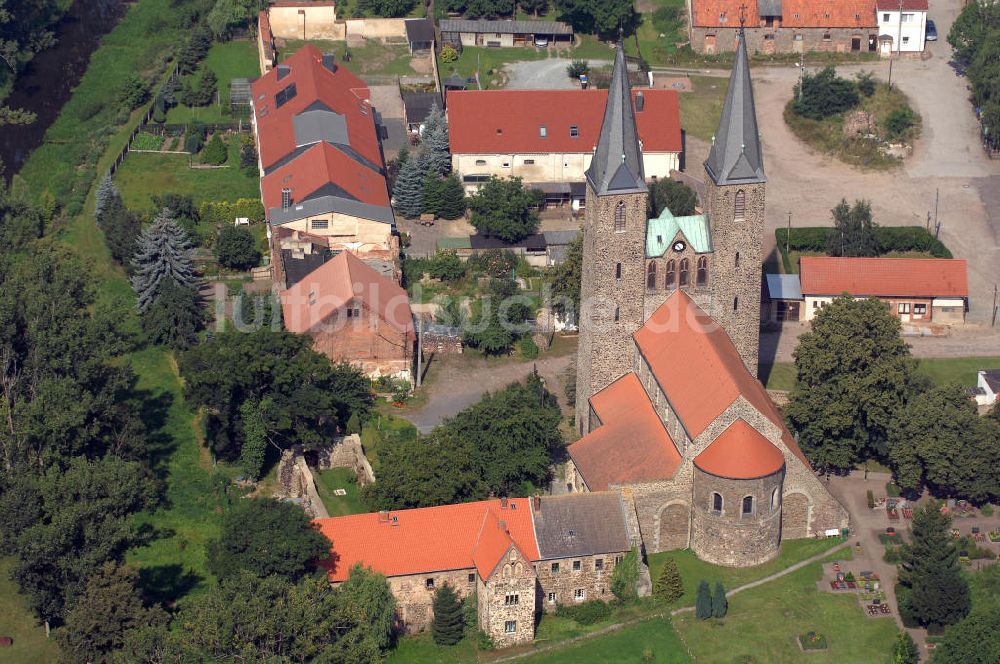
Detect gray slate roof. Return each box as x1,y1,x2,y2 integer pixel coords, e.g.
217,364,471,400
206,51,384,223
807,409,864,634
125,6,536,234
439,19,573,35
704,28,766,186
982,370,1000,393
269,194,394,226
534,493,631,560
405,18,435,43
585,46,646,196
293,109,349,149
765,273,803,300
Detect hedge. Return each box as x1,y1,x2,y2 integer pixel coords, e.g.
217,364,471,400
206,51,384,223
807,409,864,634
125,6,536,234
554,600,613,625
775,226,952,259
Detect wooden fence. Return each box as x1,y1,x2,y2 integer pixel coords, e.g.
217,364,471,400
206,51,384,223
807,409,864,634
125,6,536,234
106,63,180,179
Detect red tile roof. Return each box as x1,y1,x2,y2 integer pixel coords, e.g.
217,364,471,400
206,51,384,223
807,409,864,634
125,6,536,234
799,257,968,298
875,0,927,10
251,44,381,171
694,419,785,479
262,141,390,212
692,0,877,28
634,291,811,468
280,251,414,337
314,498,539,581
447,89,682,155
568,374,682,491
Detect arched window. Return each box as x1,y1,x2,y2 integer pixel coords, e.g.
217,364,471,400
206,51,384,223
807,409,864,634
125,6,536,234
734,190,746,219
615,263,622,279
711,492,723,514
665,260,676,288
733,296,739,311
696,256,708,286
679,258,689,286
735,251,741,268
771,488,780,511
742,495,754,516
646,262,657,289
614,201,626,232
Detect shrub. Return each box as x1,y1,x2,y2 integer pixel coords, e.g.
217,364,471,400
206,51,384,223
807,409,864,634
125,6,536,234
201,134,228,165
118,73,150,111
866,489,875,509
468,248,517,279
440,44,459,63
555,599,613,625
792,66,859,120
855,71,876,97
884,106,917,140
567,59,589,79
427,250,466,281
775,226,952,259
215,226,261,271
695,580,712,620
518,337,539,359
611,548,640,604
982,504,994,516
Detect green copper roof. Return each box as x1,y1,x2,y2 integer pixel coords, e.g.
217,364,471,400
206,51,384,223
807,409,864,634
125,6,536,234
646,206,712,256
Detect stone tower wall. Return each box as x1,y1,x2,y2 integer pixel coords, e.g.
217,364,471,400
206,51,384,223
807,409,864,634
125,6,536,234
690,464,783,567
574,185,650,431
704,180,766,376
479,547,536,648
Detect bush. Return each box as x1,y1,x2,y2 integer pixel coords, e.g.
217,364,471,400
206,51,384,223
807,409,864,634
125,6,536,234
440,44,459,63
567,59,589,79
468,248,517,279
792,66,859,120
866,489,875,509
981,504,994,516
855,71,876,97
611,548,640,604
427,250,466,281
118,73,150,111
884,106,917,140
201,134,228,165
518,337,539,359
555,600,613,625
775,226,952,259
215,226,261,271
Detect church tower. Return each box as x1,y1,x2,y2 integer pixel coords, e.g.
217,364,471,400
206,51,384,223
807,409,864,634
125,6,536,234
574,46,648,433
704,25,766,376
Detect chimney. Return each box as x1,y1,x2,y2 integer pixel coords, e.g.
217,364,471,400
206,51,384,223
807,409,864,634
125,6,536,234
322,53,337,73
532,495,541,512
635,91,645,112
391,515,399,526
281,188,292,209
498,520,507,532
378,510,389,523
500,497,508,509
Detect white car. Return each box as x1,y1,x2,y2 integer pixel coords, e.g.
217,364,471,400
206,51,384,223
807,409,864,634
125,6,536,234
534,36,548,47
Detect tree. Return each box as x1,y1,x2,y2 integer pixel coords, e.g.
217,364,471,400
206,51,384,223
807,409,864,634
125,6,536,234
428,250,466,281
786,297,922,473
357,0,416,17
140,278,204,349
206,498,331,583
933,606,1000,664
131,208,197,312
393,156,425,219
897,505,970,629
58,562,168,663
611,547,640,604
792,66,860,120
422,173,445,216
467,176,542,242
95,174,119,219
117,73,149,112
178,25,213,73
555,0,639,38
465,0,515,18
437,174,467,220
650,178,698,217
892,629,918,664
200,133,228,165
855,71,877,97
422,104,452,177
181,68,218,107
567,59,589,79
711,581,728,618
98,194,141,266
889,384,1000,502
653,558,683,602
884,106,917,140
520,0,549,15
827,199,880,257
550,234,582,321
432,583,465,645
695,580,712,620
206,0,243,39
215,225,260,270
238,398,268,481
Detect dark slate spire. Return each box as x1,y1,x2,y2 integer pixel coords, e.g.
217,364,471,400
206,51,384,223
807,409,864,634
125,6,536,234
704,26,766,186
585,45,646,196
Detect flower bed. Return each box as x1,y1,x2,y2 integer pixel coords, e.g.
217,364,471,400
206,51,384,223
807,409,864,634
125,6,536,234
131,132,165,151
798,631,828,651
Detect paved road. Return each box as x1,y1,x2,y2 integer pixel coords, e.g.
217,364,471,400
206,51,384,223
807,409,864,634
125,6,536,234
505,58,613,90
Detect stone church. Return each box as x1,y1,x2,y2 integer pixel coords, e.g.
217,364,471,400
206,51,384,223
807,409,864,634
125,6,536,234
570,30,848,567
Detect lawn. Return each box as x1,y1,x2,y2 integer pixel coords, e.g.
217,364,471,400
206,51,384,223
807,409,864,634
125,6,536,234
313,467,368,516
360,411,419,472
763,356,1000,392
673,549,897,663
522,617,690,664
166,39,262,124
0,557,62,663
279,39,417,78
114,136,259,212
625,0,688,66
678,75,727,142
762,360,797,392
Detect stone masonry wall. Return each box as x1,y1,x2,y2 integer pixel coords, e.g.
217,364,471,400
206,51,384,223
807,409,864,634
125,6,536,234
306,304,412,379
691,26,878,55
480,548,536,648
535,552,626,609
575,185,650,431
618,461,695,555
704,180,765,376
389,568,478,634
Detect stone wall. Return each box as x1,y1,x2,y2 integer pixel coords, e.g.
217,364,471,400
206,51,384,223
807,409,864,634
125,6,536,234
344,18,409,39
389,568,478,633
304,304,413,379
322,434,375,485
269,3,343,40
618,462,695,555
575,185,650,431
691,26,878,55
535,551,625,609
480,547,536,647
274,449,328,518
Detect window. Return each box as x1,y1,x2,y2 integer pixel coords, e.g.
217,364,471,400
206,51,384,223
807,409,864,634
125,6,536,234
665,260,676,288
275,83,297,108
719,11,727,21
914,303,927,315
614,202,626,232
569,125,579,137
823,32,831,41
771,488,780,511
539,125,547,137
475,159,487,166
524,159,535,165
733,297,739,312
504,593,519,605
615,555,623,565
734,190,746,218
615,263,622,279
902,36,910,44
614,306,620,322
679,258,689,286
595,558,604,571
468,573,476,583
793,33,803,40
501,161,510,168
898,302,911,314
712,492,723,514
551,562,560,574
742,495,754,516
426,578,434,589
883,12,890,20
573,560,581,571
696,256,708,286
505,621,517,634
311,220,329,230
735,251,740,268
901,13,914,22
547,592,557,603
647,262,657,289
574,589,586,601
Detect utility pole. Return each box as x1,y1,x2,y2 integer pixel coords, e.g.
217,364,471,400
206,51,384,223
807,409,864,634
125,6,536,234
934,187,939,227
416,317,423,388
786,211,791,257
993,285,997,328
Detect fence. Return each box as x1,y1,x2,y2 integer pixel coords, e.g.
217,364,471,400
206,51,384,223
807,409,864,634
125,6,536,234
137,121,251,137
106,63,180,179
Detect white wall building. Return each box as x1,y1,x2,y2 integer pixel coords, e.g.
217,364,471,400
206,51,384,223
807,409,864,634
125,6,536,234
876,0,928,54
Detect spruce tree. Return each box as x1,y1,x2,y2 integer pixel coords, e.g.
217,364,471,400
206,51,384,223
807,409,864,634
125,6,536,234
95,174,119,220
695,580,712,620
393,157,424,219
423,103,452,177
131,208,197,312
712,581,728,618
140,278,203,349
422,173,444,216
431,583,465,645
892,629,918,664
653,558,683,602
238,398,267,481
422,102,443,139
99,195,141,266
437,174,467,220
898,504,970,629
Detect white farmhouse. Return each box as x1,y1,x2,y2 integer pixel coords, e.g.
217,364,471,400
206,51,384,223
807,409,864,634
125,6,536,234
876,0,928,54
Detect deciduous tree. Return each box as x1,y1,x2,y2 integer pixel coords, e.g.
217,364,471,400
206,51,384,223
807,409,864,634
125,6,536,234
827,198,880,257
467,176,542,242
792,66,859,120
649,178,698,217
215,225,260,270
555,0,639,38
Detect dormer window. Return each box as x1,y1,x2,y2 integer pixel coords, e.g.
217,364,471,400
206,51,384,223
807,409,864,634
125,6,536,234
496,128,503,135
539,125,547,137
569,125,579,137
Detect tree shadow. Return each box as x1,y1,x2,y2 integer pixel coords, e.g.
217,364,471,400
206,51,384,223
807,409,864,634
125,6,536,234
132,386,176,481
138,563,203,609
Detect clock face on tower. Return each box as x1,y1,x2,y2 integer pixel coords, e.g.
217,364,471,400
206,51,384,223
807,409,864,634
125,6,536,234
672,241,686,253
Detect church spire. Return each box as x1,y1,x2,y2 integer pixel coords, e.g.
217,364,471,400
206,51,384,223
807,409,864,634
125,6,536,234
585,45,646,196
704,25,766,186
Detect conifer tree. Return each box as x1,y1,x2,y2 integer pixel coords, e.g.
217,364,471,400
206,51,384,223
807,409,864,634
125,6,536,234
712,581,728,618
238,398,267,481
695,580,712,619
892,629,918,664
422,102,443,139
437,174,467,220
131,208,197,312
653,558,683,602
422,173,444,216
99,194,141,266
431,583,465,645
423,103,452,177
95,174,119,220
898,504,970,629
140,278,203,349
393,157,424,219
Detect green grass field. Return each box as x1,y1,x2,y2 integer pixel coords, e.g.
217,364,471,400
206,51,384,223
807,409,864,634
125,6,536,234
625,0,688,66
166,40,261,124
313,467,367,517
763,356,1000,392
524,617,691,664
0,557,62,663
279,39,417,77
678,75,727,142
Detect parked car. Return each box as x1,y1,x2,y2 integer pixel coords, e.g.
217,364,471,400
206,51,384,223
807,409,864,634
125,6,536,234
534,36,548,47
926,19,937,41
